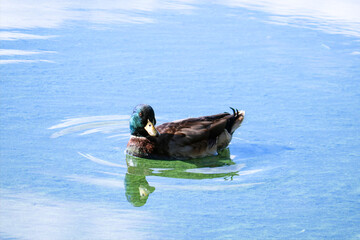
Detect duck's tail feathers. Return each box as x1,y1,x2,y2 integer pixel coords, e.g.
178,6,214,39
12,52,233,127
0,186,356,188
227,107,245,134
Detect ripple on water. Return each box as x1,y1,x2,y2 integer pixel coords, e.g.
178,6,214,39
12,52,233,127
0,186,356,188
49,115,130,138
49,115,269,207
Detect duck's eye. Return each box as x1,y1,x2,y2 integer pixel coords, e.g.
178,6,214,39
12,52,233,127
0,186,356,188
148,124,151,127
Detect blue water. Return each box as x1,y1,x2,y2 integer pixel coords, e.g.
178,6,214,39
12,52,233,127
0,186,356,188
1,1,360,239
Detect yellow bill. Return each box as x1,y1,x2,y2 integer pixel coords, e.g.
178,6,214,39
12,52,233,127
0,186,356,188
144,119,159,137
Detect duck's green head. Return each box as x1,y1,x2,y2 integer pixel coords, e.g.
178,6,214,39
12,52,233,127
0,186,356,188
129,104,159,137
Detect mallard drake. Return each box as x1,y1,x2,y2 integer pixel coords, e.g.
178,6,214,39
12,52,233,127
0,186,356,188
126,104,245,160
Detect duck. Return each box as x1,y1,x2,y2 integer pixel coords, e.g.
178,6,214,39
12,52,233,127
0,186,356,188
126,104,245,160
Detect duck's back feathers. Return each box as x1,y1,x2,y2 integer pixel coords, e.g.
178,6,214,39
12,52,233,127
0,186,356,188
157,113,228,143
155,110,244,159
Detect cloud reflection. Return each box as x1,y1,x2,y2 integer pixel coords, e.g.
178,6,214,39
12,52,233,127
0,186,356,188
1,0,360,40
1,0,360,38
0,31,56,40
0,189,155,240
67,174,125,188
0,59,55,64
0,49,56,56
217,0,360,37
0,0,195,29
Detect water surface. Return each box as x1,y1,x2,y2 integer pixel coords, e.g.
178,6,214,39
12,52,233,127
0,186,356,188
1,0,360,239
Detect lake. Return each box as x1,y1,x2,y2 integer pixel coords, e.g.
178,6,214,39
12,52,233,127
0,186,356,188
1,0,360,239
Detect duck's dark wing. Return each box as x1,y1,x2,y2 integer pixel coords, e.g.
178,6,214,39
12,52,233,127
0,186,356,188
155,110,244,159
156,113,232,146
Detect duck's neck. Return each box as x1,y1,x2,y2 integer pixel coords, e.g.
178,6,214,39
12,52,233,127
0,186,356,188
126,135,156,158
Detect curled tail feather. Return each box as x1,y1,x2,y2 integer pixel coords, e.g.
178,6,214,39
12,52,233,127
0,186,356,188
226,107,245,134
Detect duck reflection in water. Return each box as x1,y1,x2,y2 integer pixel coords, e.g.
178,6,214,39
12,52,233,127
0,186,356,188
125,148,239,207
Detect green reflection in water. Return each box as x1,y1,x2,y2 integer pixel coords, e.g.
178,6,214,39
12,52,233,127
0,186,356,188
125,148,240,207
